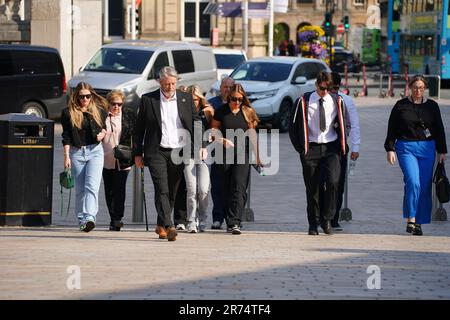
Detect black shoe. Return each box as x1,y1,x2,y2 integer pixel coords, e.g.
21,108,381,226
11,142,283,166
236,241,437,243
331,222,343,232
412,224,423,236
406,222,415,233
109,220,123,231
321,221,333,235
308,228,319,235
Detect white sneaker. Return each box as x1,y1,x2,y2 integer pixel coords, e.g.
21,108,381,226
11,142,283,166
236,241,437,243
187,223,198,233
175,224,186,231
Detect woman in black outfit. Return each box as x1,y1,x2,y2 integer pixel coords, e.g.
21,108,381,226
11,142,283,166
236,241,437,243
61,82,108,232
102,90,136,231
211,83,262,235
385,75,447,235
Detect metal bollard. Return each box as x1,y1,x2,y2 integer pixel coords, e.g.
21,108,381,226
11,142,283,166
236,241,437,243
339,153,352,221
132,165,143,222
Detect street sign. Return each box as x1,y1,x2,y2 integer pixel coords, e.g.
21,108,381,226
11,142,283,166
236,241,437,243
337,24,345,33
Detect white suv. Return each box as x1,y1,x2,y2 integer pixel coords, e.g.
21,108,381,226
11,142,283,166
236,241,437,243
207,56,330,132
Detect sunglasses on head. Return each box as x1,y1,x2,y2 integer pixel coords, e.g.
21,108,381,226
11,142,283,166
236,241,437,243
110,102,123,107
230,96,243,103
79,94,92,100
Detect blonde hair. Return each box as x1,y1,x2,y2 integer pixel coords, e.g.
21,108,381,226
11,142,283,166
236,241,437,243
229,83,260,128
106,90,125,105
187,85,208,112
68,82,108,129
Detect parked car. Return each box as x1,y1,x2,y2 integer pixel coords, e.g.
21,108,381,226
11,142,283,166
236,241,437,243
0,45,66,119
212,48,247,80
206,56,330,132
68,41,217,110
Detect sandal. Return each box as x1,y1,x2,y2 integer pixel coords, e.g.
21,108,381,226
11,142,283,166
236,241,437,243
406,222,415,233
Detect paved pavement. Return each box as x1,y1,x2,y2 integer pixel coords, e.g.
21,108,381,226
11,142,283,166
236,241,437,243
1,96,450,300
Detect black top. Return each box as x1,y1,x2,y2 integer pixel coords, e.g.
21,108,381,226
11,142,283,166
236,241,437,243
61,107,107,148
214,104,250,162
384,98,447,153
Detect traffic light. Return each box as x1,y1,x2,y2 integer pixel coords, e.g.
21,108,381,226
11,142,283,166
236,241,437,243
324,12,332,36
343,16,349,31
325,13,332,28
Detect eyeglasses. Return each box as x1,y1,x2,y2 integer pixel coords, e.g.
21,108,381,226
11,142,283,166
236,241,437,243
317,85,328,91
412,86,425,91
79,94,92,100
110,102,123,107
332,86,340,91
230,96,243,103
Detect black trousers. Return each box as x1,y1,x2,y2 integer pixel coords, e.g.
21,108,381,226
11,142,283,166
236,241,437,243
220,163,250,227
319,151,347,225
102,167,130,222
300,140,341,229
174,174,187,226
210,163,225,223
148,147,184,227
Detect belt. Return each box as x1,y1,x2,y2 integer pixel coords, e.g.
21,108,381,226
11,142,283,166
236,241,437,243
309,140,338,146
159,146,182,152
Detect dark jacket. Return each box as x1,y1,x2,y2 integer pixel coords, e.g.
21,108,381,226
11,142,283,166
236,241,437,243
61,106,108,148
106,107,136,147
134,89,204,165
289,91,348,155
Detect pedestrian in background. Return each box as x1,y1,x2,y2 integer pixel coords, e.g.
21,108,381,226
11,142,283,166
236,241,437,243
102,90,136,231
183,85,214,233
211,83,262,235
385,75,447,236
208,77,235,230
61,82,108,232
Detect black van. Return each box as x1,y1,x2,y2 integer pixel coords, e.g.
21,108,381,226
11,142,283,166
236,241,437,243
0,45,66,119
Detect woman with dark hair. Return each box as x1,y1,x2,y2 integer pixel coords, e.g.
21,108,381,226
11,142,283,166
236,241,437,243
61,82,108,232
211,83,262,235
385,75,447,235
102,90,136,231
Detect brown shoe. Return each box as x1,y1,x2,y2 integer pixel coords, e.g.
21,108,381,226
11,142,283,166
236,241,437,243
155,225,167,239
166,226,177,241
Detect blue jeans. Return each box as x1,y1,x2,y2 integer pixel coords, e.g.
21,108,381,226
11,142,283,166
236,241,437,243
395,140,435,224
70,143,104,225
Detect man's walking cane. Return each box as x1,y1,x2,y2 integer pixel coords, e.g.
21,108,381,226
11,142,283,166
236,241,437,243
141,168,149,231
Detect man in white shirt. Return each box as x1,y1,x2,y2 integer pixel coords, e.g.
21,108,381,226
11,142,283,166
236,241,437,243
289,71,348,235
134,66,207,241
319,72,361,231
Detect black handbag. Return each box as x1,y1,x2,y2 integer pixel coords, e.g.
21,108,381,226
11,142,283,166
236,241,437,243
110,116,134,168
433,162,450,203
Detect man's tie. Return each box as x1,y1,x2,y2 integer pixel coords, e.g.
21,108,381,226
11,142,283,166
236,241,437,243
319,98,326,132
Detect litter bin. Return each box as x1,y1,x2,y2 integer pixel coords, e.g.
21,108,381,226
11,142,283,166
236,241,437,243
0,113,54,226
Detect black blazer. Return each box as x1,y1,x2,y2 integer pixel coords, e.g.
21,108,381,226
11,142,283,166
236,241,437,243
61,106,107,148
134,89,203,165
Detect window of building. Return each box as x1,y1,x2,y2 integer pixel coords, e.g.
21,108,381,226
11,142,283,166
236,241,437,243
353,0,364,6
297,0,314,3
182,0,210,41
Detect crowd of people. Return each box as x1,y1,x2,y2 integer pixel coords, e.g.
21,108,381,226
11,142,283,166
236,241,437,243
61,66,446,240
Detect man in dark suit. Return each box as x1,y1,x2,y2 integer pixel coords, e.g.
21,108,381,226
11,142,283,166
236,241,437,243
134,66,207,241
